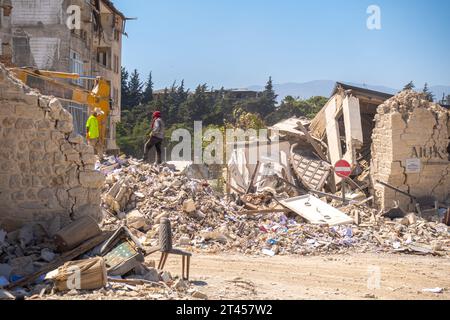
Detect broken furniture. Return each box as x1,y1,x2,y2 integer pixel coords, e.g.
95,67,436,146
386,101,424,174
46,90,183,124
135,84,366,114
100,227,145,277
45,257,107,291
54,216,102,252
7,232,111,290
158,218,192,281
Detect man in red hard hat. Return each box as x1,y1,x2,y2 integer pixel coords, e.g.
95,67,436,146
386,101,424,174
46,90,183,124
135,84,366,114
143,111,165,165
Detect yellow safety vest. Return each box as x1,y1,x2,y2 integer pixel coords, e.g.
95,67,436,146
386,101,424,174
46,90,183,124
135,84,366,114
86,115,99,139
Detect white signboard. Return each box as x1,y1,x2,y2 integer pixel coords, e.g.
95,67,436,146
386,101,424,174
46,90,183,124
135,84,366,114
406,158,421,173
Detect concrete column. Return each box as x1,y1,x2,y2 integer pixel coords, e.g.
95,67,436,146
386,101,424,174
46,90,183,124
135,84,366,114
342,95,363,165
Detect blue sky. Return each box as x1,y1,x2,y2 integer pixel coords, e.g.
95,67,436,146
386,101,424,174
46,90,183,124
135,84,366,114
115,0,450,90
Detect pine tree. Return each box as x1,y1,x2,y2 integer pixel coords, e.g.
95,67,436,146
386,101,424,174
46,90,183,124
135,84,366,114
142,71,154,104
403,81,415,91
446,94,450,105
128,69,144,108
422,83,434,102
177,80,188,102
259,76,278,117
121,67,131,110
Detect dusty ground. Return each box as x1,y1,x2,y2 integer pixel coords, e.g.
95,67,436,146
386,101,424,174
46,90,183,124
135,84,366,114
162,253,450,300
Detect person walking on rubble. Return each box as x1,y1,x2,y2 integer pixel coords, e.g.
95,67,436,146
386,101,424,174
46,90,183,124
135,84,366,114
143,111,165,165
86,107,104,159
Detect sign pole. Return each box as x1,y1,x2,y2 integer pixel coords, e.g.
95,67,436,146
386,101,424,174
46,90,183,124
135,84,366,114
342,178,346,204
334,160,352,205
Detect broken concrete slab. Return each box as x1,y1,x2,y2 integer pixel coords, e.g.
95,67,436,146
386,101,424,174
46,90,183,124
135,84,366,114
126,210,149,230
281,195,354,226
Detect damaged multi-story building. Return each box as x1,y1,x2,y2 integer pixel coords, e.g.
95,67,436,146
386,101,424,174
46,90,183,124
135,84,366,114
0,0,126,153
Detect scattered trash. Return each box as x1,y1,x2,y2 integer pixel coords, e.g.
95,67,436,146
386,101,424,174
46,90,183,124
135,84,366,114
422,287,444,294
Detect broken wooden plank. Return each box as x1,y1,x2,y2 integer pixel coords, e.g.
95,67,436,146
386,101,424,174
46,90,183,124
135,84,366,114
245,161,261,194
7,232,111,290
296,121,329,162
239,208,290,215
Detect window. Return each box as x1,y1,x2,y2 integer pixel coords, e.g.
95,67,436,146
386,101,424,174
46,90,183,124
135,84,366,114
70,50,83,86
113,54,119,74
112,87,119,108
97,48,111,69
114,29,121,41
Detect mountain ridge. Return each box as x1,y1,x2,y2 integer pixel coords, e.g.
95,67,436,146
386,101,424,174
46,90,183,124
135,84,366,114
247,81,450,102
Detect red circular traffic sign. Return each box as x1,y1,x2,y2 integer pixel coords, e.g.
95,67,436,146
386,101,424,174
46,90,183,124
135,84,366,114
334,160,352,178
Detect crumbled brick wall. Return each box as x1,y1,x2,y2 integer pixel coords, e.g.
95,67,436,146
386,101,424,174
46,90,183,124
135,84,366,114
371,90,450,211
0,64,104,230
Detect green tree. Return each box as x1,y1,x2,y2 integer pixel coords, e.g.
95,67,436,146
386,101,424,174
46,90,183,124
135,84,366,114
422,83,434,102
259,76,278,117
142,71,154,104
446,94,450,105
121,67,131,110
128,69,144,108
403,81,415,91
265,96,328,126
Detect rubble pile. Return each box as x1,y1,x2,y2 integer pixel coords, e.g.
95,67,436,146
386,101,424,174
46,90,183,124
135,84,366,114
99,158,450,257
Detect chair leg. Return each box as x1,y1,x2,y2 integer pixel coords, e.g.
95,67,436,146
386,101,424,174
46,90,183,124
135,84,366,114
158,252,164,269
158,252,169,270
182,255,186,280
186,256,191,281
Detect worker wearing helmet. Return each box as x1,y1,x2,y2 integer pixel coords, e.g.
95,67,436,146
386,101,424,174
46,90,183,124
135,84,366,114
86,108,104,159
143,111,165,165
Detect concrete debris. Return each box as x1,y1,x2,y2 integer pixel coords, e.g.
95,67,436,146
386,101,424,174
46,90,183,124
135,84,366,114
143,268,160,283
0,264,12,279
191,290,208,300
40,249,56,263
174,278,189,292
160,271,173,284
96,157,449,258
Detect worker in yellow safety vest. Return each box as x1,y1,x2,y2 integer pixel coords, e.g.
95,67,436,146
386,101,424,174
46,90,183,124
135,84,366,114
86,108,105,158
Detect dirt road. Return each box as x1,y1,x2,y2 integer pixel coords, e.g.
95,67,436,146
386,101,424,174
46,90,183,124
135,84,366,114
163,253,450,300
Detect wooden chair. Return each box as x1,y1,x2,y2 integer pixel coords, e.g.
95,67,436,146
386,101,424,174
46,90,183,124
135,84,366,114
158,249,192,281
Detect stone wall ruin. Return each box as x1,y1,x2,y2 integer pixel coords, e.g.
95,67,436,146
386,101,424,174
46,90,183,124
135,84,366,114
0,64,104,231
371,90,450,211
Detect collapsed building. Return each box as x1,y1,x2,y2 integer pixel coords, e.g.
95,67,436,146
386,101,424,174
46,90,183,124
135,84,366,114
0,0,126,153
371,91,450,212
228,82,450,217
0,65,104,230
